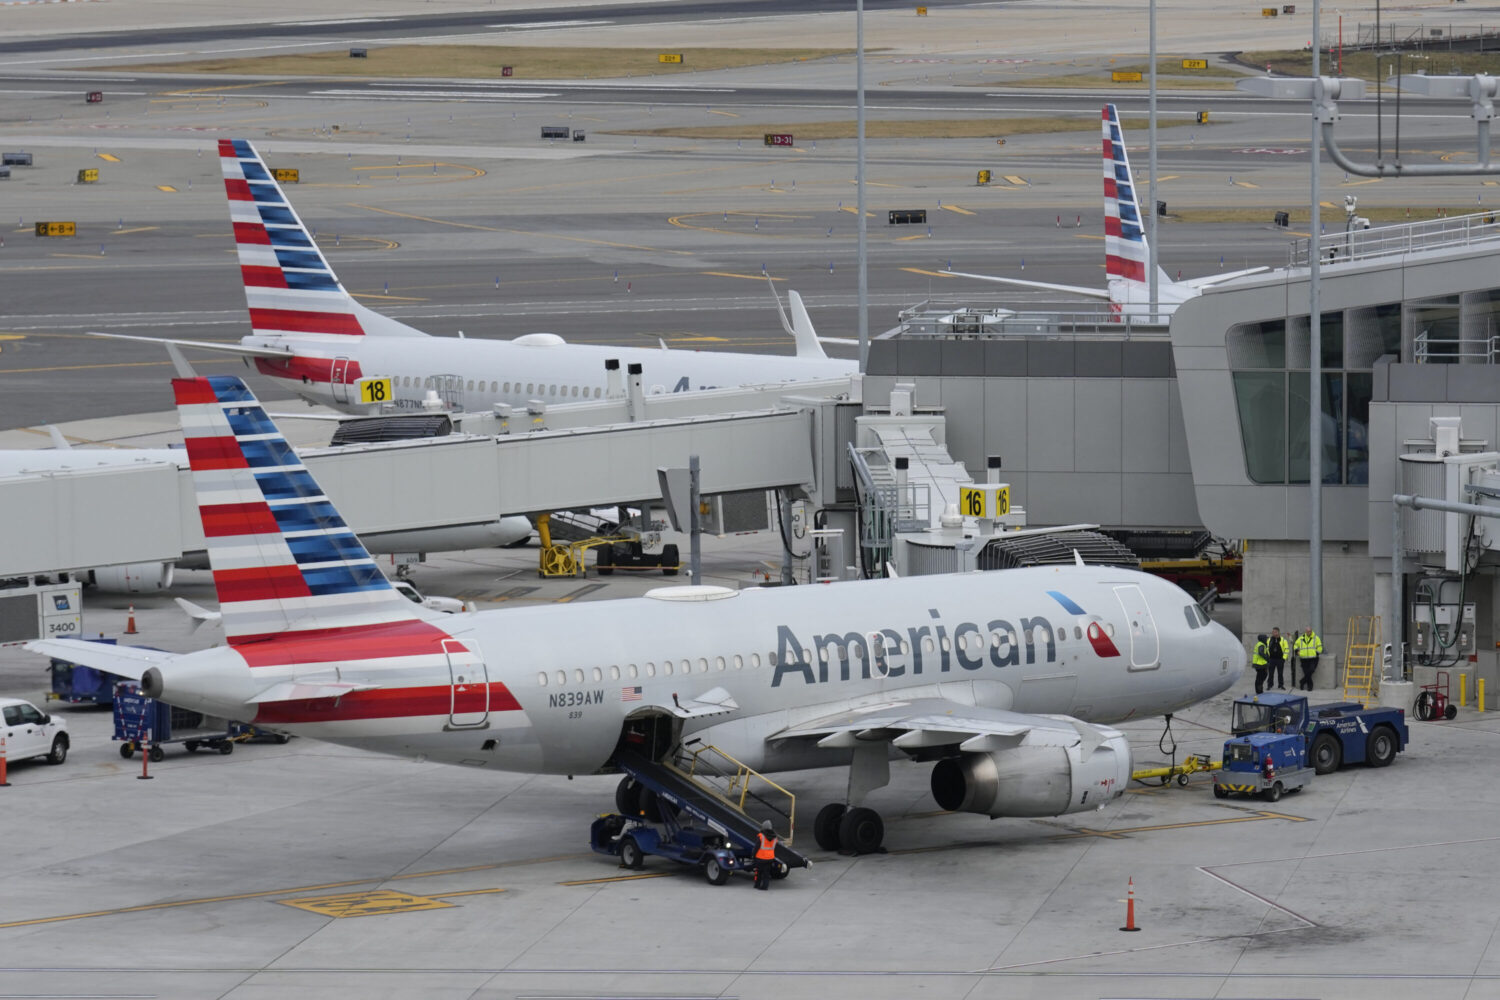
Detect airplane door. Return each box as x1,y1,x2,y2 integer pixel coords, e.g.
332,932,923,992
444,639,489,729
330,357,352,404
1112,585,1160,669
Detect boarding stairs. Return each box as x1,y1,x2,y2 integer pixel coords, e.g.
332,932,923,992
1343,615,1382,706
613,744,810,870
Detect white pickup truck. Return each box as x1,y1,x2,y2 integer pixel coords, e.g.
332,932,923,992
1,698,69,766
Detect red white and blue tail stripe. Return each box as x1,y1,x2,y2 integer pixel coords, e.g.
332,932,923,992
1102,104,1149,290
219,138,423,341
174,374,426,643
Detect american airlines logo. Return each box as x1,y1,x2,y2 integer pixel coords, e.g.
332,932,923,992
771,599,1118,688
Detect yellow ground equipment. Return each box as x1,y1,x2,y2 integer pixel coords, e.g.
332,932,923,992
1131,753,1219,787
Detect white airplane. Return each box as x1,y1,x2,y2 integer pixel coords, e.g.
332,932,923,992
0,438,531,590
28,374,1244,853
944,104,1266,318
98,139,855,414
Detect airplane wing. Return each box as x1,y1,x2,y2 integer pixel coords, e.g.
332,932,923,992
941,270,1112,300
89,330,294,360
1179,266,1269,289
771,697,1112,754
23,638,173,680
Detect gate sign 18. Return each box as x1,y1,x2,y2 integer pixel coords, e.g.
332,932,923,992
358,377,393,405
959,485,1010,519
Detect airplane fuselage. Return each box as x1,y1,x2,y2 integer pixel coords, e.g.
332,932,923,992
248,333,856,413
154,567,1242,777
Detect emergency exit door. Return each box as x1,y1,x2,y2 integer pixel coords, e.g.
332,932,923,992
444,639,489,729
331,357,352,404
1112,584,1160,669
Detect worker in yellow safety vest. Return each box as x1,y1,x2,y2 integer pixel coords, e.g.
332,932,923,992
1252,634,1270,694
753,820,779,890
1294,628,1323,691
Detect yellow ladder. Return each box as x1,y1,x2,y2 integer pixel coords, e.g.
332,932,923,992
1343,615,1381,706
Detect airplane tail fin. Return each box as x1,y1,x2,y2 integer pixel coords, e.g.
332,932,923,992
219,139,426,341
173,373,427,644
1101,105,1167,302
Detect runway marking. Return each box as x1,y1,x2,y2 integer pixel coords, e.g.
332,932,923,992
848,179,905,188
559,872,675,886
0,854,585,929
940,204,975,215
895,233,931,241
901,267,955,278
48,253,106,259
838,206,876,216
112,226,159,234
1075,233,1106,240
667,335,730,343
353,203,692,256
1341,178,1382,187
156,185,178,193
278,889,458,918
1231,180,1260,189
701,271,784,281
160,81,288,94
1157,174,1180,182
1002,175,1027,186
706,109,739,117
485,586,540,602
96,152,120,162
351,292,427,302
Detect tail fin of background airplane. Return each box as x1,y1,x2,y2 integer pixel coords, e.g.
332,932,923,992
174,373,427,644
1101,105,1176,303
219,139,426,341
767,280,832,358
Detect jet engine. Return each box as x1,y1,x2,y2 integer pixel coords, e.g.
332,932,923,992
929,729,1132,818
87,562,175,594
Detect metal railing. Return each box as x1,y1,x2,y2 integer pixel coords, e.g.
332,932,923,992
891,299,1170,339
1322,22,1500,51
848,444,932,577
1290,210,1500,268
673,740,796,843
1413,329,1500,365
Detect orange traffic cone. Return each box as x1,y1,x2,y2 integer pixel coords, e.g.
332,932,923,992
1120,877,1141,932
125,605,137,635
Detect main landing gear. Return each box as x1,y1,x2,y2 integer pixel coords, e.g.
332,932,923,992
811,742,891,855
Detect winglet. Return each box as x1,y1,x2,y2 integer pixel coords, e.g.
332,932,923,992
768,278,828,359
1074,549,1085,567
44,426,71,450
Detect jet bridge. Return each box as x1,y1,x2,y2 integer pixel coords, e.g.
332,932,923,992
0,380,850,579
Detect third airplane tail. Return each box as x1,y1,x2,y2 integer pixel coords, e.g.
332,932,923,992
220,138,427,342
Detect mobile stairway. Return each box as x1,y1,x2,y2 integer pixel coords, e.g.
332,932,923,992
591,742,812,885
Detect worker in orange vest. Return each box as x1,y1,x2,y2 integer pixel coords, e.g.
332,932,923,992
753,820,779,890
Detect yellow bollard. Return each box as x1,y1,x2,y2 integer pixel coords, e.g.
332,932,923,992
1480,678,1487,713
1460,672,1468,708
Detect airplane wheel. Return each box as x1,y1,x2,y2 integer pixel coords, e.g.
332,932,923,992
619,836,645,870
837,806,884,855
813,803,846,851
615,776,643,817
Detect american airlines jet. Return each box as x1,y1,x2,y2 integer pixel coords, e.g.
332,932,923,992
106,139,855,414
945,104,1265,317
30,373,1245,854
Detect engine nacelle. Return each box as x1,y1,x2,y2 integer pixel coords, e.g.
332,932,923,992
930,730,1132,818
87,562,175,594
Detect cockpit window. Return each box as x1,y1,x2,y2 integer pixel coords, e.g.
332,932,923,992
1184,605,1201,629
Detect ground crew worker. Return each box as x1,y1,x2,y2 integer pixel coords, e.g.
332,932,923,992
1295,627,1323,691
1267,627,1287,690
753,820,779,890
1252,634,1269,694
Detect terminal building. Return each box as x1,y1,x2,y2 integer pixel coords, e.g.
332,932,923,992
867,212,1500,695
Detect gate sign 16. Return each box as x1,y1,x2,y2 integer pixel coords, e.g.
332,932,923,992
959,485,1010,519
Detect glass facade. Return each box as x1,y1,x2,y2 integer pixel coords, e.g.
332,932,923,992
1230,305,1398,485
